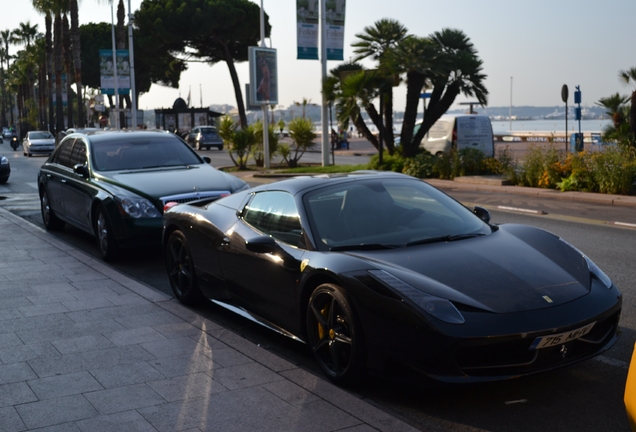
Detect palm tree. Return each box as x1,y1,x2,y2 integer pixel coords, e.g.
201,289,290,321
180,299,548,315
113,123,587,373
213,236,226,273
63,13,74,128
33,0,55,132
14,22,40,49
595,93,629,129
351,18,407,149
0,29,17,126
619,67,636,146
396,29,488,157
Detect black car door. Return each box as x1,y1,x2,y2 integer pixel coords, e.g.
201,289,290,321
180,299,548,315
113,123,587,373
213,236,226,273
218,191,306,332
42,139,75,217
60,139,94,231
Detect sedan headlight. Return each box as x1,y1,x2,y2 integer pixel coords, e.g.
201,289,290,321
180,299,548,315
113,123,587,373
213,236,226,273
119,197,161,218
559,238,613,289
369,269,465,324
0,156,8,165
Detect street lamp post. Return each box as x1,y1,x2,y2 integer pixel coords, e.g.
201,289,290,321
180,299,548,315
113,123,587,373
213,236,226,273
127,0,137,128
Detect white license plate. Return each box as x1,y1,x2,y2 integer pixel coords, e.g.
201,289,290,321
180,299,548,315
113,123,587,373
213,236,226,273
529,322,596,350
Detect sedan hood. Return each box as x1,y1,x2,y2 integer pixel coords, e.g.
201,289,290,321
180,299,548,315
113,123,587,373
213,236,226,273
346,225,590,314
102,165,245,199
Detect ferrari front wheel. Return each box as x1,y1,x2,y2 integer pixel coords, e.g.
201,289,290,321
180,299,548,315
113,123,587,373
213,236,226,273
306,283,366,385
165,230,203,305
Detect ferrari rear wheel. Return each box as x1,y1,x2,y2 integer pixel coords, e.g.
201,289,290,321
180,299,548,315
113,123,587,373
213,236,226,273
165,230,203,305
306,284,366,385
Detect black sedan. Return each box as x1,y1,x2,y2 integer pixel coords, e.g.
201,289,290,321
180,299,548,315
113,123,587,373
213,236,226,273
162,171,621,385
38,130,249,261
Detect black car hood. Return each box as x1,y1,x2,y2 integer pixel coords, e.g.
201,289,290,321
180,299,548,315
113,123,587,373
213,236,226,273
102,165,244,198
344,224,590,314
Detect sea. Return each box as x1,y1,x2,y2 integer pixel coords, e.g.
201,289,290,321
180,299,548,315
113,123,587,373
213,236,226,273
491,119,610,134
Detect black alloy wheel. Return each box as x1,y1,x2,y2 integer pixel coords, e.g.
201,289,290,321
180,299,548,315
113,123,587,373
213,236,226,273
40,189,65,230
165,230,203,305
95,205,119,261
306,283,366,384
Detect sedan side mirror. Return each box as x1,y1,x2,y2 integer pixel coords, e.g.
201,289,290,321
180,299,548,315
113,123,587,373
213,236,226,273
473,206,491,224
73,164,89,179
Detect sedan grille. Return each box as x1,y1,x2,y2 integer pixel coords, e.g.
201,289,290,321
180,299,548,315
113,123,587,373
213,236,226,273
160,191,230,206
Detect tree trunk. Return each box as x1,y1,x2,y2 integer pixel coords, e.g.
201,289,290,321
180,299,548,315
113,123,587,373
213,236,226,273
631,91,636,147
54,12,65,133
70,0,84,127
46,13,54,134
63,14,74,129
400,71,426,157
221,42,247,128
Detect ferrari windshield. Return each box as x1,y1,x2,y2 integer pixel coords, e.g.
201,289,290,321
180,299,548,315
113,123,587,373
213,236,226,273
304,178,491,250
90,136,203,171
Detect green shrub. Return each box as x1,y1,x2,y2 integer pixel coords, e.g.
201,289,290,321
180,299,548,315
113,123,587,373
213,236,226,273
402,151,436,178
368,151,406,172
592,146,636,194
458,148,485,176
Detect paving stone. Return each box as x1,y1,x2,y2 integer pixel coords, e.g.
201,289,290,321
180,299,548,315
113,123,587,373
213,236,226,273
18,304,69,318
0,362,38,385
0,332,23,349
51,335,115,355
148,351,217,378
147,372,227,402
115,309,185,329
27,371,103,400
0,406,26,432
106,326,167,346
75,410,157,432
83,383,166,415
0,382,37,407
208,347,254,368
140,336,212,359
262,379,321,407
0,341,61,365
14,394,98,429
90,361,165,389
209,362,284,390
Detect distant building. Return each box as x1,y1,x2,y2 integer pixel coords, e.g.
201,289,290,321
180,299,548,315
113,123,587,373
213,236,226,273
155,98,224,134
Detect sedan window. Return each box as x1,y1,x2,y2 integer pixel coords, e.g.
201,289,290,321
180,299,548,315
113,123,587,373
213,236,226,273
91,136,202,171
242,191,303,247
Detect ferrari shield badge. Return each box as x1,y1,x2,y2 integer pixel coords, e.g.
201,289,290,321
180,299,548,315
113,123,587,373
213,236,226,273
542,295,553,303
300,259,309,272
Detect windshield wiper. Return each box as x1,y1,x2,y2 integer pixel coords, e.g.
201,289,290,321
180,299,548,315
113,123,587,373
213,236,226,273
406,233,485,247
329,243,400,251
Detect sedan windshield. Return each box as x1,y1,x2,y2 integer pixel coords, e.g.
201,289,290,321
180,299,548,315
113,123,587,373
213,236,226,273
30,132,54,140
91,136,203,171
304,178,492,250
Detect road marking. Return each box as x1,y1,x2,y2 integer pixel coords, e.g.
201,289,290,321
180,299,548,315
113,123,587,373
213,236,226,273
497,205,546,215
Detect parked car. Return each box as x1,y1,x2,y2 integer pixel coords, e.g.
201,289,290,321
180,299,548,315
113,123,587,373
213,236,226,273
23,130,56,157
1,127,10,140
38,129,249,261
162,171,621,385
186,126,224,150
0,154,10,183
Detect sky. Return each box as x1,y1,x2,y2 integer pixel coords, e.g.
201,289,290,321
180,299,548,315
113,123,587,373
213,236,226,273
3,0,636,114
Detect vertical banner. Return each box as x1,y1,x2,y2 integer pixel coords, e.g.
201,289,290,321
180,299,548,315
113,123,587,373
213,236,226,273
249,47,278,105
296,0,319,60
99,49,131,95
325,0,346,60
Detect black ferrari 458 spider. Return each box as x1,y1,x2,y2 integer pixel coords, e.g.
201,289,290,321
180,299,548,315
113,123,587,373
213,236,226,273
162,171,621,384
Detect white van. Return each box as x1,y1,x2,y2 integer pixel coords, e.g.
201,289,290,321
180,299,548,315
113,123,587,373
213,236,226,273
415,114,494,157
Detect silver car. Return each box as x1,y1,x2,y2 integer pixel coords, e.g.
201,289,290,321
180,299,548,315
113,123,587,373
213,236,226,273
23,131,56,157
186,126,224,151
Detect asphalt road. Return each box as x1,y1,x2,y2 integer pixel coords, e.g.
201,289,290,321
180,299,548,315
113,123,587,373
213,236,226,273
1,142,633,431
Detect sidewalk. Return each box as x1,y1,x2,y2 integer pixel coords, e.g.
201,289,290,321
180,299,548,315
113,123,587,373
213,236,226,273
0,207,417,431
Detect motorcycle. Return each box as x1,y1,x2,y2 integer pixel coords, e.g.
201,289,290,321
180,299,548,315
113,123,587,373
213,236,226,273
10,135,19,151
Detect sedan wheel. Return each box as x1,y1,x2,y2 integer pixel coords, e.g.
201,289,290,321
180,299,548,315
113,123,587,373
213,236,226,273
40,190,65,230
306,283,366,384
95,205,119,261
165,230,203,305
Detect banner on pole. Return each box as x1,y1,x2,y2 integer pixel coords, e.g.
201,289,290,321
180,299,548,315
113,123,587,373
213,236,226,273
296,0,319,60
325,0,346,61
99,49,131,95
249,47,278,105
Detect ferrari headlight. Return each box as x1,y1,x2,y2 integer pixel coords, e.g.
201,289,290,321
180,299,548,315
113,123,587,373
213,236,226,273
119,197,161,218
0,156,8,165
368,270,465,324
